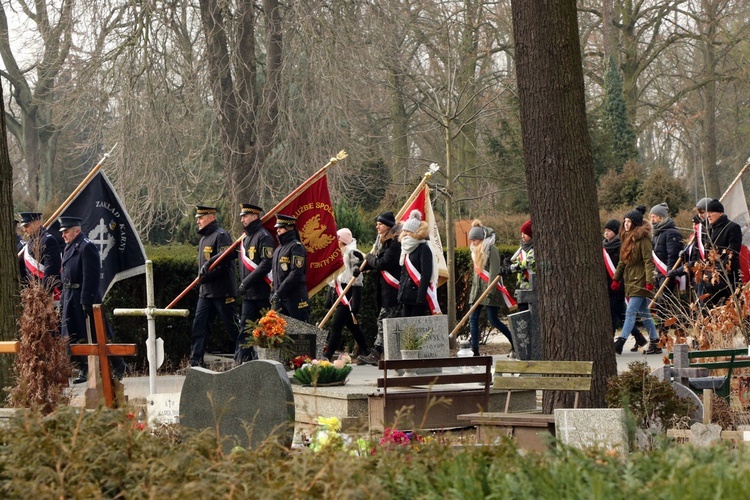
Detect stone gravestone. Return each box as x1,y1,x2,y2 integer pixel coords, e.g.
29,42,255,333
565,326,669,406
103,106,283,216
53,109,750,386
180,360,295,453
507,272,542,360
383,315,450,374
282,314,327,359
148,392,181,425
554,408,628,452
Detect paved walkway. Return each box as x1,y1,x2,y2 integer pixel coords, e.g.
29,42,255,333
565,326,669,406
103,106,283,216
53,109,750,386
70,334,665,402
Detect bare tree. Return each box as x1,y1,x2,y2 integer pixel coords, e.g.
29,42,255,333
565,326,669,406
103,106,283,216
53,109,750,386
511,0,616,408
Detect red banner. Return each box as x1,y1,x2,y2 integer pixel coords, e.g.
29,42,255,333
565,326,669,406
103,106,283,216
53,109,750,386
263,174,344,296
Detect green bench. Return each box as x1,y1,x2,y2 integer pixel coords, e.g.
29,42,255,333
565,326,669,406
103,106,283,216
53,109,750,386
667,345,750,404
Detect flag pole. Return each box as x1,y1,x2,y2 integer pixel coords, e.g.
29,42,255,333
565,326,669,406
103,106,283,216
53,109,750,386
649,159,750,307
166,151,348,309
319,163,439,328
449,274,502,339
18,144,118,258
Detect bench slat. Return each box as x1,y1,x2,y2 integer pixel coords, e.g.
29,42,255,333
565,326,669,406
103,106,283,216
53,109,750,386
378,373,490,388
494,360,593,375
668,348,748,360
493,376,592,391
379,357,492,370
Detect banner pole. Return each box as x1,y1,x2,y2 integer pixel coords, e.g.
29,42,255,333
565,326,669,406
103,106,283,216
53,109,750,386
395,163,440,220
166,151,348,309
449,275,502,339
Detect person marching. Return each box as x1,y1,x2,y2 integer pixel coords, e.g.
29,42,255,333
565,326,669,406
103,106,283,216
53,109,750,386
18,212,62,305
322,228,371,361
398,210,439,317
59,216,126,383
271,214,310,322
234,203,274,365
190,205,240,368
467,220,515,357
702,199,742,308
505,220,535,295
603,218,648,351
677,197,712,301
358,211,402,366
611,209,661,355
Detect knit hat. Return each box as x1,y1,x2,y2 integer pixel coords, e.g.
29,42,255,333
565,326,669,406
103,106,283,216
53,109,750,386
520,220,532,238
402,210,422,233
650,202,669,219
376,211,396,227
706,199,724,213
604,219,620,234
337,228,353,245
696,197,712,211
635,205,647,215
468,224,485,241
624,209,644,227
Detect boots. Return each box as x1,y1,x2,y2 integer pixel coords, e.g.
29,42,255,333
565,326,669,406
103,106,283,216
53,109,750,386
614,337,626,355
645,340,662,355
630,330,648,352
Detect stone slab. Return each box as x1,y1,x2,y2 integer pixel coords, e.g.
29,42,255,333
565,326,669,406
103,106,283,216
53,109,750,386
382,315,449,373
180,360,295,453
508,310,542,361
147,392,181,425
554,408,628,452
282,314,327,359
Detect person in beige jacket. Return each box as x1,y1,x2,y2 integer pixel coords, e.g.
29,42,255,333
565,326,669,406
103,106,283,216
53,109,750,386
611,209,661,355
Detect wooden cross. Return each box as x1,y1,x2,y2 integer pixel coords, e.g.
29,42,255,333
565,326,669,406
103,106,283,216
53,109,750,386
113,260,189,395
70,305,137,407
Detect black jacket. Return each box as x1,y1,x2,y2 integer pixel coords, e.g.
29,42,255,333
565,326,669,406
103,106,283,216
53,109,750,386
20,228,62,292
652,218,683,274
197,220,237,298
238,219,274,300
61,232,100,340
706,214,742,289
397,240,433,306
603,236,623,298
272,229,309,302
364,230,402,309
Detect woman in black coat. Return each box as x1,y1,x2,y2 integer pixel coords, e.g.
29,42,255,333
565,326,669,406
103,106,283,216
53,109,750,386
398,210,438,317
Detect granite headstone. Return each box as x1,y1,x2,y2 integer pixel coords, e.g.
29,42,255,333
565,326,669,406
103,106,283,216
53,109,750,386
180,360,295,453
554,408,628,452
508,272,542,360
282,314,327,359
383,315,449,374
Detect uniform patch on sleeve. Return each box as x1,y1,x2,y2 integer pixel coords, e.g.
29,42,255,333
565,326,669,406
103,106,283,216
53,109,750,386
294,255,305,269
263,246,274,259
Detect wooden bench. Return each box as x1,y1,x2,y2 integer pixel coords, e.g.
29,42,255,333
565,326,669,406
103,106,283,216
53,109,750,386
667,345,750,404
458,360,593,451
368,356,493,431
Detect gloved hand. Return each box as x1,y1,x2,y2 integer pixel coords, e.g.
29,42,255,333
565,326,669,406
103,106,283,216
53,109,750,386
667,268,684,279
238,282,247,295
82,304,93,315
270,293,280,305
352,267,361,278
503,257,512,267
498,266,511,277
645,283,655,292
610,280,621,292
200,261,211,276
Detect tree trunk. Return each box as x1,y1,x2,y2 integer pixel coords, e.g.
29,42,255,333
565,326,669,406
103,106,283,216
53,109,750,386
0,79,20,399
511,0,617,409
700,0,720,197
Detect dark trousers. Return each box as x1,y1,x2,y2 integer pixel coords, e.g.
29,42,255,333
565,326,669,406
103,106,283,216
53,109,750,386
609,294,626,334
324,305,370,359
191,297,240,366
373,306,401,354
401,303,428,317
278,298,310,323
234,298,270,364
469,305,514,355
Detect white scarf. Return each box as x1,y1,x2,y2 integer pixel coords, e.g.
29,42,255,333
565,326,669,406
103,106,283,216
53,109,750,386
400,235,439,285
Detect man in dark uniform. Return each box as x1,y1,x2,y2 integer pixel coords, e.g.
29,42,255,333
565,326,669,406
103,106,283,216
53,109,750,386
59,216,126,384
190,205,240,367
271,214,310,322
703,199,743,308
234,203,274,364
358,211,402,365
18,212,62,304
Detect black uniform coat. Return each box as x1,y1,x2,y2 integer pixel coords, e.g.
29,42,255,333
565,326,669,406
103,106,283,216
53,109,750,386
197,220,237,298
272,229,309,303
705,214,743,292
60,231,100,340
238,219,274,300
20,228,62,291
398,240,433,306
364,226,402,309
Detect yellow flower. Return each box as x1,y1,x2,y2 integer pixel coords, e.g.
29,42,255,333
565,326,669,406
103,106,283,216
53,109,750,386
317,416,341,431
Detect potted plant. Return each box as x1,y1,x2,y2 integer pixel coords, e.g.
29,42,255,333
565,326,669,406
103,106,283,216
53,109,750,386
292,355,353,387
399,325,430,375
245,309,291,362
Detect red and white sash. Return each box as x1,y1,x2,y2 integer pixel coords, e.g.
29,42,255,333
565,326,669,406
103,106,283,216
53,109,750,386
476,267,518,309
240,248,272,285
652,251,686,292
694,223,705,260
404,257,441,315
23,244,61,302
334,281,351,308
380,270,400,289
602,247,616,279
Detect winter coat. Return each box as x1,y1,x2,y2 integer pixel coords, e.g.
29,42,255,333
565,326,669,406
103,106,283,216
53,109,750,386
364,224,402,309
705,214,742,292
613,224,655,298
60,231,100,340
603,236,624,299
238,219,274,301
398,224,434,307
469,229,503,307
272,228,309,303
197,220,237,299
326,245,364,313
20,228,62,292
651,218,683,275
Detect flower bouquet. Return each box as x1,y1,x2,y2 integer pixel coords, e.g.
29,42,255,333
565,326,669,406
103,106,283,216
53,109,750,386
244,309,290,349
292,355,352,386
